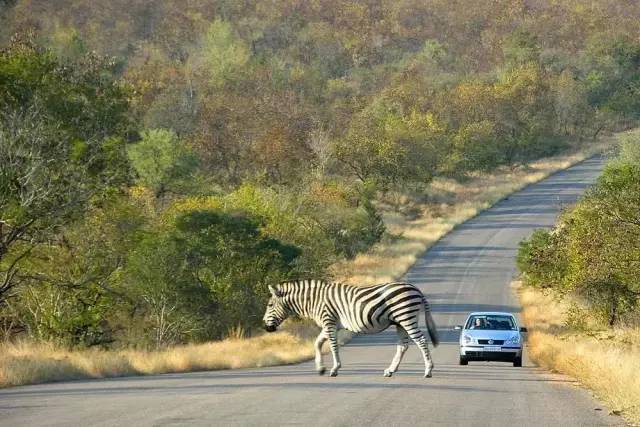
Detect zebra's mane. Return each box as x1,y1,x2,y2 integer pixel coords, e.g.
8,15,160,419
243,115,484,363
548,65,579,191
276,279,393,294
276,279,356,295
277,279,335,290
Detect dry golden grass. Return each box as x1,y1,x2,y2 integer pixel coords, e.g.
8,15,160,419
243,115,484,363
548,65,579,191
0,330,316,388
0,137,614,388
0,319,355,388
517,281,640,424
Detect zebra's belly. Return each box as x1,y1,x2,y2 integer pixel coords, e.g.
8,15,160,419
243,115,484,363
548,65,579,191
342,319,392,334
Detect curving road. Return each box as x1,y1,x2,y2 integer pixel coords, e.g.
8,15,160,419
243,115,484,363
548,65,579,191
0,157,624,426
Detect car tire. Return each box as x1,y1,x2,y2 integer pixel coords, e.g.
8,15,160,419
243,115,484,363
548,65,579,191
513,356,522,367
459,355,468,366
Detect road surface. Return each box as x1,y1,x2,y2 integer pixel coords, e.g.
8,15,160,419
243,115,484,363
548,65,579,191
0,156,624,426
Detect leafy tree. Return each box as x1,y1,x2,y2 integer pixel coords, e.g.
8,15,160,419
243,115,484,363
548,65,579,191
503,30,540,68
127,128,199,198
446,121,501,174
585,36,640,119
200,19,251,88
126,209,300,347
6,196,145,346
517,229,567,291
0,36,131,304
518,132,640,326
553,69,591,138
336,101,445,188
0,32,130,139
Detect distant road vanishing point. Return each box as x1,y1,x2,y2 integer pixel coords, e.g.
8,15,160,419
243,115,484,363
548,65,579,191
0,156,624,426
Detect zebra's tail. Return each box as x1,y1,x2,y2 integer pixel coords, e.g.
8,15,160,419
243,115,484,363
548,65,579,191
423,298,439,347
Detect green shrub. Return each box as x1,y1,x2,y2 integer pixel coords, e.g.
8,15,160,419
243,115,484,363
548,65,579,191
518,131,640,326
126,209,300,347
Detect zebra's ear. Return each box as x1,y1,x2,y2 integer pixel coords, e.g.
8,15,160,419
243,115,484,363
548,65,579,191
268,285,283,297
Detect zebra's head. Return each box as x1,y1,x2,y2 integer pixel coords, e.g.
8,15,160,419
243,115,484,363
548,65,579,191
263,284,288,332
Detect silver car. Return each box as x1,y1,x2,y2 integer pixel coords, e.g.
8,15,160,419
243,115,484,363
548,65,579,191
454,312,527,367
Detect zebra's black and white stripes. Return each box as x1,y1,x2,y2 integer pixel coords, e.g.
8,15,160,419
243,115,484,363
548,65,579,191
263,279,439,377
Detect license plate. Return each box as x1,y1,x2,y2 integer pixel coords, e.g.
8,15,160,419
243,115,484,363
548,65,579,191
484,346,501,352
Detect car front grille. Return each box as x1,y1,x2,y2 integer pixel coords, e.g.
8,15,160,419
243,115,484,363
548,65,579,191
478,339,505,345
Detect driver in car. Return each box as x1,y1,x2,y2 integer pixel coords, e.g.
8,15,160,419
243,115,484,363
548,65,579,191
471,318,486,329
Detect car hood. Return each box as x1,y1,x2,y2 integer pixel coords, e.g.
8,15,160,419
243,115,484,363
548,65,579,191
462,330,519,340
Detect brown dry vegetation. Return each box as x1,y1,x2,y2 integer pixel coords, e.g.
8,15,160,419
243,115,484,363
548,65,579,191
0,137,613,388
0,324,318,387
517,281,640,425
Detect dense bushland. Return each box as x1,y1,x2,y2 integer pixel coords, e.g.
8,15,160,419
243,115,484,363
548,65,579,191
518,131,640,327
1,1,640,348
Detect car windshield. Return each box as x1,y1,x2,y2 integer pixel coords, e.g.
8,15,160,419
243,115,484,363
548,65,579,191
465,315,516,330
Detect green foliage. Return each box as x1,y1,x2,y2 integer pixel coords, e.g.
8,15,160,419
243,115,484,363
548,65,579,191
127,129,199,197
293,182,385,260
446,121,500,173
617,129,640,164
336,103,445,186
126,209,300,347
585,36,640,119
50,25,87,60
3,2,640,347
553,69,592,137
0,36,131,304
201,19,251,88
564,303,589,332
517,229,567,290
503,30,540,67
0,32,130,140
222,181,384,271
9,282,114,346
518,132,640,326
7,195,145,346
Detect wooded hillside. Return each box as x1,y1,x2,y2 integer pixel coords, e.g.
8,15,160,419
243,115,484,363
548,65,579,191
1,0,639,348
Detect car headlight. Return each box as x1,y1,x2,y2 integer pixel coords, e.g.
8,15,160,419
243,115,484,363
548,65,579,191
507,334,521,344
462,334,472,344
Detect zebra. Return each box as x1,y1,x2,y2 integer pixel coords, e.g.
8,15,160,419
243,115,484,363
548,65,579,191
263,279,439,378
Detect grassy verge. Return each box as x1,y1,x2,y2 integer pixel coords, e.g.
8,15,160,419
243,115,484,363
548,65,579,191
0,136,614,388
0,319,354,388
0,324,318,387
516,281,640,425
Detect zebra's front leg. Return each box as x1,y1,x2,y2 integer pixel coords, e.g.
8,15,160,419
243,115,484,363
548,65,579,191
325,326,341,377
384,326,409,377
314,331,328,375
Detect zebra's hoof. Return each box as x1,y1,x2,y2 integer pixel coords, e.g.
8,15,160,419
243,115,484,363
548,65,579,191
317,367,326,376
383,370,393,378
424,372,433,378
329,370,338,377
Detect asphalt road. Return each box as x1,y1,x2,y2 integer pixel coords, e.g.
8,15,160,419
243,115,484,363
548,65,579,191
0,156,624,426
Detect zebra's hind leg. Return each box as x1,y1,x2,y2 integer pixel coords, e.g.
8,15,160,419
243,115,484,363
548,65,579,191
401,321,434,378
314,332,328,375
383,326,409,377
417,336,434,378
324,325,341,377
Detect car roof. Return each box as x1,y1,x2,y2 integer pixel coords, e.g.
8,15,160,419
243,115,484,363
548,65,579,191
466,312,516,317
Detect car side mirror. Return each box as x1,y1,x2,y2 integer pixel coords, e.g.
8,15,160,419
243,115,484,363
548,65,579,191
454,325,463,330
520,327,528,333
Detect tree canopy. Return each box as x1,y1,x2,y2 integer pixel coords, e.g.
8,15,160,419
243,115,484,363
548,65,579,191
2,0,640,346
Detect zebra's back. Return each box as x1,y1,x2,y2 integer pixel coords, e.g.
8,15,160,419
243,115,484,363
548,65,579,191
336,282,426,334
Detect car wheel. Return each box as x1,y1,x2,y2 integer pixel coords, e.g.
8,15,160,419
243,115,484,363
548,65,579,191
513,356,522,367
459,355,468,366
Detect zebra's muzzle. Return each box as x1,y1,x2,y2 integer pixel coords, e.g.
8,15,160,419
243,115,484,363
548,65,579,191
264,324,277,332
